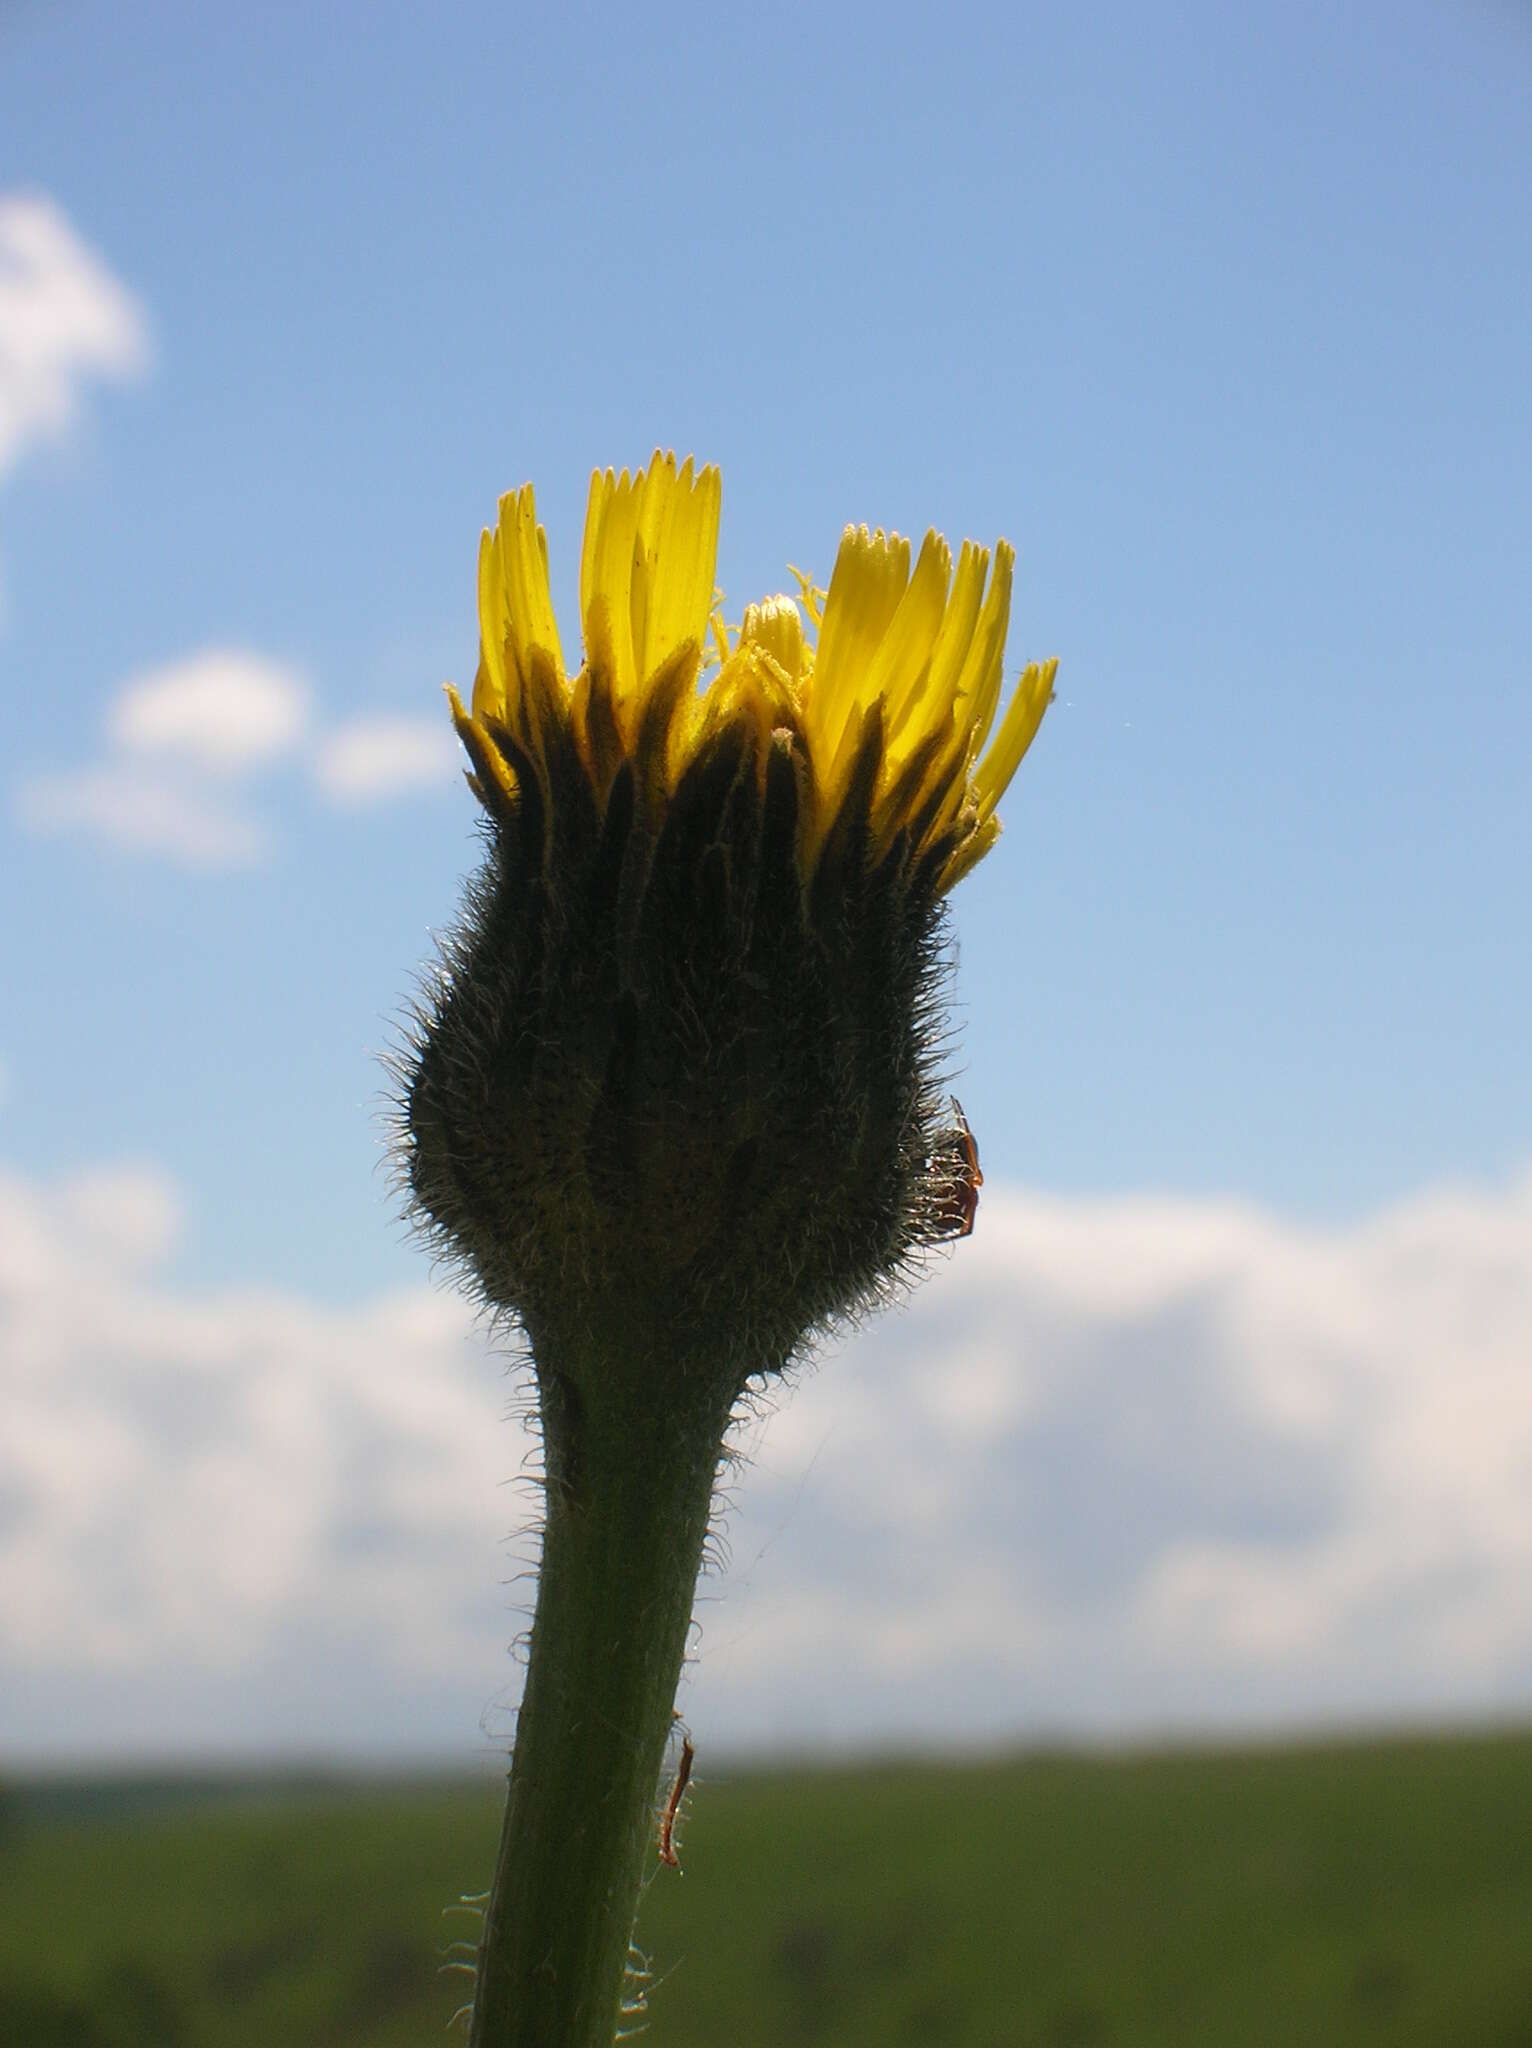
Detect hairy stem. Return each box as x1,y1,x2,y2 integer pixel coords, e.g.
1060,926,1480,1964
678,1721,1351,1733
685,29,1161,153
468,1329,735,2048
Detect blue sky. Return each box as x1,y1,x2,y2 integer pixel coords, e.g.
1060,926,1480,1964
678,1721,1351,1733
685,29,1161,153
2,1,1530,1759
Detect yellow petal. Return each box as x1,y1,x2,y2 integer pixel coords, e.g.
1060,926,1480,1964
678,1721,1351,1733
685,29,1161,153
972,656,1058,823
806,525,911,766
496,484,566,692
864,530,953,766
898,538,987,752
953,541,1015,762
632,451,721,690
474,526,510,726
582,466,644,720
628,451,674,680
579,467,608,667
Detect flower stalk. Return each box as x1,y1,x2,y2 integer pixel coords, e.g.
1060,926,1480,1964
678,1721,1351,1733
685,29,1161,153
468,1319,735,2048
398,453,1055,2044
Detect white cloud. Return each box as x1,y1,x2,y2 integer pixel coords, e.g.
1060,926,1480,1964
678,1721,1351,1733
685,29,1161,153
0,1160,518,1744
13,647,309,867
0,192,150,482
14,763,268,869
110,648,310,773
702,1176,1532,1749
2,1158,1531,1762
313,712,460,804
60,1163,183,1266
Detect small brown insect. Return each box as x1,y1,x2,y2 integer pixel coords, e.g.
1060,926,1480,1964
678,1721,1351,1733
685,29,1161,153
932,1095,983,1239
658,1731,695,1869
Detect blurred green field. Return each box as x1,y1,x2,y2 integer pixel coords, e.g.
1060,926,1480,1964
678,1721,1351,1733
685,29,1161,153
3,1729,1531,2046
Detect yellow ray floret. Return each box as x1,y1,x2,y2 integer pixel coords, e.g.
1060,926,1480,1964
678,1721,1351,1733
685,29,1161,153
447,453,1056,895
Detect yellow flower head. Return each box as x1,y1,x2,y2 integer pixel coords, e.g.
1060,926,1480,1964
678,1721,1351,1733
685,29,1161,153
447,451,1055,895
405,452,1058,1356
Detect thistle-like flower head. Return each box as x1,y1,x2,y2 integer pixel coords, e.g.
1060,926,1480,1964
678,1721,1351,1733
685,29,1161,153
404,455,1055,1392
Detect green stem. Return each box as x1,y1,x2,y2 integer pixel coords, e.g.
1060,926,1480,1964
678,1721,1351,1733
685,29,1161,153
468,1328,736,2048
